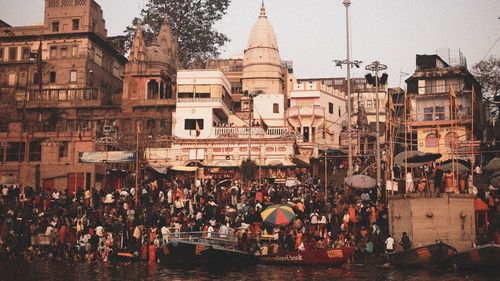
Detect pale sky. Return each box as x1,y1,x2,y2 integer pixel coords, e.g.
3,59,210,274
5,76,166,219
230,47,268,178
2,0,499,88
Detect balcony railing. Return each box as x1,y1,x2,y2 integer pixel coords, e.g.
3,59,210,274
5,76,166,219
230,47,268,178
214,126,290,138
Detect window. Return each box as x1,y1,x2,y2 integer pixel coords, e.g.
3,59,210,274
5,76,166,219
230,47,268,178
9,47,17,61
329,102,333,114
33,72,39,84
334,79,343,86
423,107,433,121
22,47,30,60
8,73,16,86
50,72,56,83
435,106,445,120
50,46,57,58
273,103,279,113
339,106,342,117
59,142,68,158
89,46,95,60
70,70,77,82
72,19,80,30
367,100,373,108
72,46,78,57
184,119,204,130
52,21,59,32
0,48,3,60
425,133,438,148
418,80,426,95
60,46,67,57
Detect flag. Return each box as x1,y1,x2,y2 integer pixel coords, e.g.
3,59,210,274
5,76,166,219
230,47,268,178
449,83,457,112
195,120,201,137
449,83,456,98
259,116,268,132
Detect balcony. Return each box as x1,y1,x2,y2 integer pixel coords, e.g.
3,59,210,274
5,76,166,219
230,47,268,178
15,88,115,109
287,105,325,128
213,126,291,139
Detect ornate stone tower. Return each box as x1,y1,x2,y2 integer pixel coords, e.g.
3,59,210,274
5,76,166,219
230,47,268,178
242,2,283,95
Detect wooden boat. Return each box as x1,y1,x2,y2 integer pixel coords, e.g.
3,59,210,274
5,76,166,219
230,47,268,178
259,247,354,266
387,242,456,267
158,231,257,266
451,243,500,271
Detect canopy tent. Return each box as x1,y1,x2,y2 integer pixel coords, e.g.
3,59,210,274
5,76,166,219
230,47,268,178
170,166,198,172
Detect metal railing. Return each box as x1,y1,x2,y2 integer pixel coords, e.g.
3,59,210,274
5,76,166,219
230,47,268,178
161,231,238,248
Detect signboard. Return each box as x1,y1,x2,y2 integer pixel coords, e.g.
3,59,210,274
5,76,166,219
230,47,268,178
189,149,205,160
78,151,136,163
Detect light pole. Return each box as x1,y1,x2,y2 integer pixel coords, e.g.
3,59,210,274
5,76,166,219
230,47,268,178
365,61,387,188
334,0,362,176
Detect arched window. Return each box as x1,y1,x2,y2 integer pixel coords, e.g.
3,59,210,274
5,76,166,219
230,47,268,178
425,133,438,148
147,80,159,99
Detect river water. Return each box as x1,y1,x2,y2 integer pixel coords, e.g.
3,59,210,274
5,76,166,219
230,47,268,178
0,261,496,281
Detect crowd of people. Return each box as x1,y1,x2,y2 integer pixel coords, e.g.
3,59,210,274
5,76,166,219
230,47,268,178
0,173,393,264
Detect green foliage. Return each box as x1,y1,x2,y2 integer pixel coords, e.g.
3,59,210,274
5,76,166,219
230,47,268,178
124,0,231,68
472,56,500,119
239,159,257,184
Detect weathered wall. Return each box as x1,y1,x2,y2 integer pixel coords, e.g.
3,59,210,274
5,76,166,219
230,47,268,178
389,194,475,251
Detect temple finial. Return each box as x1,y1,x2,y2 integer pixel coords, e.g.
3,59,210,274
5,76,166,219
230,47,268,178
260,1,267,18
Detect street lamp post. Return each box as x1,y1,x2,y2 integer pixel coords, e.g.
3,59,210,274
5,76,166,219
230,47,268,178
365,61,387,188
335,0,362,176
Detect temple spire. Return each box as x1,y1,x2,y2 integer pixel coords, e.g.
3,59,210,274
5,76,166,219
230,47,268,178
260,1,267,18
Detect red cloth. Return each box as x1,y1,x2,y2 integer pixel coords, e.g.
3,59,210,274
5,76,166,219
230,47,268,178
148,244,156,263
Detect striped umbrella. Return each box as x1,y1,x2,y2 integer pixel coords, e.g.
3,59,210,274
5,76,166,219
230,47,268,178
261,204,296,226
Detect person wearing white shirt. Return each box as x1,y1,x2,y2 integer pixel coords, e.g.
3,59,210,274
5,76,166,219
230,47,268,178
385,235,394,253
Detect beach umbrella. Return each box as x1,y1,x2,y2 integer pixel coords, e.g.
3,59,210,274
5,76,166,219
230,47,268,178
344,174,377,189
394,151,427,168
441,162,470,173
484,158,500,171
260,204,296,226
406,153,442,163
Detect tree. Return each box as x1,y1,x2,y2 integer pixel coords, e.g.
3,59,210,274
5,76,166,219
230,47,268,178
124,0,231,68
239,159,257,184
472,56,500,120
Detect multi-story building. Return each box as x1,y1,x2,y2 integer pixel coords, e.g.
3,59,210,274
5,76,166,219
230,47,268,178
0,0,127,191
405,54,486,162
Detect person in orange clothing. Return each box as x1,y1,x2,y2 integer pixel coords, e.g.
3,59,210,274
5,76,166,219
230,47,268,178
295,231,303,250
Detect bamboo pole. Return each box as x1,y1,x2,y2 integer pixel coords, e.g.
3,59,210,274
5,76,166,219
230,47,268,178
471,86,475,189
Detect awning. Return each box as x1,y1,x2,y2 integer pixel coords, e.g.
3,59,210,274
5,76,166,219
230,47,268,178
293,157,311,168
170,166,198,172
319,148,346,156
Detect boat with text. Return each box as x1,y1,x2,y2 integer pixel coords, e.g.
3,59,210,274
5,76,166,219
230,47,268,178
259,247,354,266
387,242,456,267
451,243,500,271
